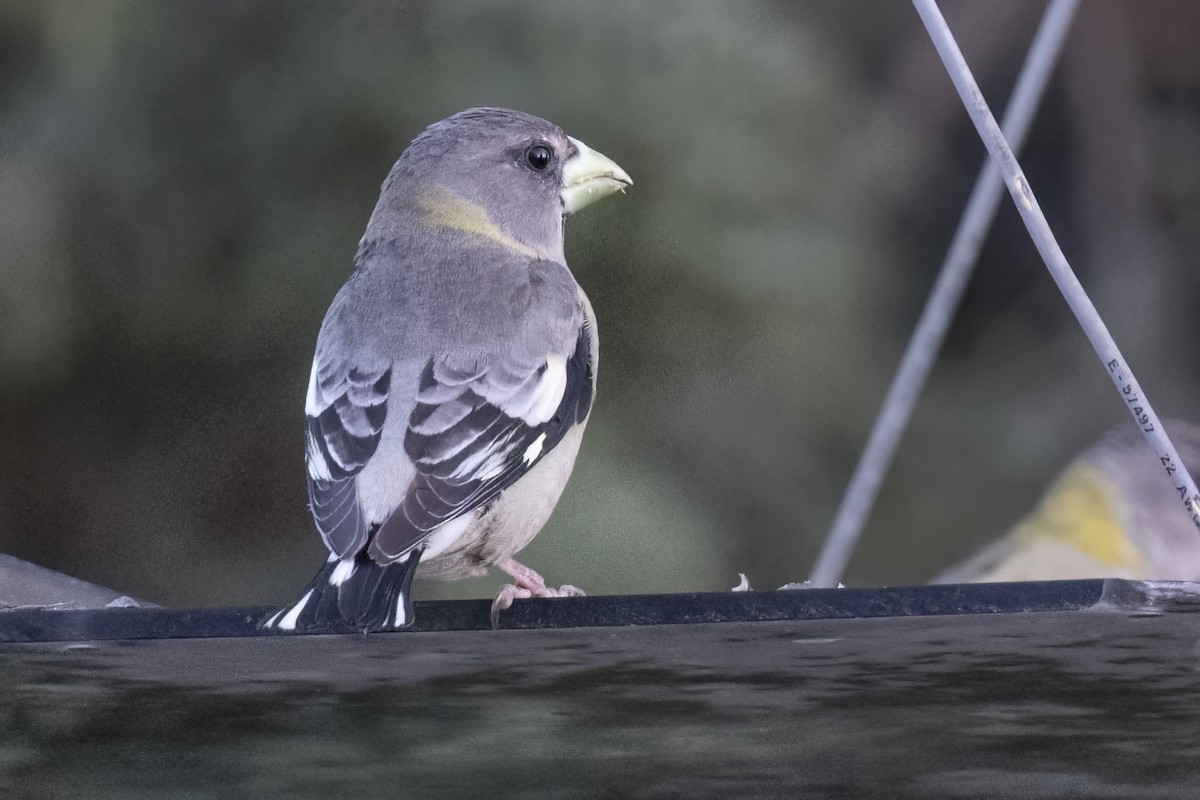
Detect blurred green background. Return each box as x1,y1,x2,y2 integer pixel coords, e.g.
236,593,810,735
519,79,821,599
3,0,1200,607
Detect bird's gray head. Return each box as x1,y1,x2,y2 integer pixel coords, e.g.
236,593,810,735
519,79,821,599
366,107,631,262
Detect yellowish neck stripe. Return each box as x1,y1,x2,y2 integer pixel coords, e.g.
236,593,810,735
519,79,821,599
417,187,539,259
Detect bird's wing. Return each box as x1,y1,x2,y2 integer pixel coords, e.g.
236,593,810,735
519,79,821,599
304,320,393,558
368,319,595,562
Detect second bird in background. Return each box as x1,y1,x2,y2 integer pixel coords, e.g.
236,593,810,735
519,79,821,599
933,421,1200,584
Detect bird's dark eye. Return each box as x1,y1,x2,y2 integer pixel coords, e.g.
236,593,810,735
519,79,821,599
524,143,553,172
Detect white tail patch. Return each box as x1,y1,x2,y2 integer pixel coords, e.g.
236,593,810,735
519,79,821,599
393,593,407,628
329,558,357,586
274,588,315,631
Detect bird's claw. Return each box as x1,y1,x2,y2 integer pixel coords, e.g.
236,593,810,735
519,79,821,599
490,582,587,628
490,584,532,628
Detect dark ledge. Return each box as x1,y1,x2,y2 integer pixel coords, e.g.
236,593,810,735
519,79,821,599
4,577,1188,644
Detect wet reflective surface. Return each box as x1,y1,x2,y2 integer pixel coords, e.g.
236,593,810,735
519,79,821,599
4,604,1200,798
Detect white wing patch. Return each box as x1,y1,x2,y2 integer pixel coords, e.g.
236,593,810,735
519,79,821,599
306,429,333,481
523,433,548,465
377,344,586,563
305,359,335,481
305,358,324,416
527,354,567,423
491,353,567,424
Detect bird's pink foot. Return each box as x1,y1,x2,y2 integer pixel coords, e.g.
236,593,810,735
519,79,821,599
490,558,586,628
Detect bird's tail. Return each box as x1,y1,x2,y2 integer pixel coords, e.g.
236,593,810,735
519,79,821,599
260,550,421,633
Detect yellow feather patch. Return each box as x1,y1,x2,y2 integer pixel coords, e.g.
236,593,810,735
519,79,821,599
417,187,538,259
1012,463,1148,569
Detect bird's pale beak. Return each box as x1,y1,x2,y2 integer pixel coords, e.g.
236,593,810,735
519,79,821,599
561,136,632,214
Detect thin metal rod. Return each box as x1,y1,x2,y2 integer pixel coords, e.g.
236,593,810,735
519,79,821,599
810,0,1080,588
914,0,1200,533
